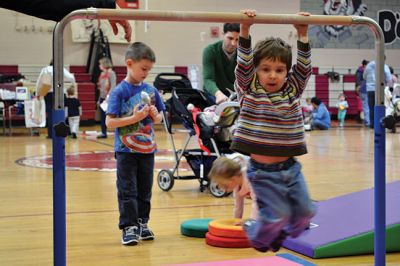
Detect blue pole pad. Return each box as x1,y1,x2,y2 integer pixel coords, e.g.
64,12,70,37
52,109,66,266
374,105,386,266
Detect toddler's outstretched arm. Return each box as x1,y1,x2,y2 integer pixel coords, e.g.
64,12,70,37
235,9,256,99
239,9,256,39
294,12,311,43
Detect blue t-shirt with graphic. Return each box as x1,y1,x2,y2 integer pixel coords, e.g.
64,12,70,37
107,80,165,154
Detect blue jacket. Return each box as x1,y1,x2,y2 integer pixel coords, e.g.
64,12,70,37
312,103,331,127
356,66,367,94
363,61,391,92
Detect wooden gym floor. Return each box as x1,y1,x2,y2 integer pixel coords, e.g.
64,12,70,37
0,122,399,266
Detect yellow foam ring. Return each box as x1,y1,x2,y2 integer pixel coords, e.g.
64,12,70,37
209,218,243,230
208,218,247,238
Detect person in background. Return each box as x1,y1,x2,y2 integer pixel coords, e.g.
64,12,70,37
384,68,400,118
0,0,132,42
336,93,349,128
303,97,314,114
355,59,369,127
302,97,314,130
36,60,75,139
202,23,240,104
106,42,165,246
389,66,398,89
65,85,82,139
97,57,116,139
363,59,392,128
311,97,331,130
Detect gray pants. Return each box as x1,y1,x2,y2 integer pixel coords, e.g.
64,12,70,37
68,116,80,134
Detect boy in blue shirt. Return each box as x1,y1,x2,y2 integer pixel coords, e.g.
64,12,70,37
106,42,165,245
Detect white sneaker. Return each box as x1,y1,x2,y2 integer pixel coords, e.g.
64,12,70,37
304,124,312,131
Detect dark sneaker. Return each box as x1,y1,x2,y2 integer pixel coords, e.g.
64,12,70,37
254,245,269,253
270,231,288,252
139,223,155,240
121,226,140,245
97,134,107,139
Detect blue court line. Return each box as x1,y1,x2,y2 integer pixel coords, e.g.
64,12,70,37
277,253,316,266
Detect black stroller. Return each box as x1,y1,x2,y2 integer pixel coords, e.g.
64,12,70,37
154,72,192,125
155,76,240,197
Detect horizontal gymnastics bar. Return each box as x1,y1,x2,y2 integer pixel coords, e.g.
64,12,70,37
87,9,353,25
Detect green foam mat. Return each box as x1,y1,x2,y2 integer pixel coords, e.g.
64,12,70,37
314,223,400,258
180,218,213,238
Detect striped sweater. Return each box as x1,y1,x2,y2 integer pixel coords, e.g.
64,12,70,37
231,37,312,157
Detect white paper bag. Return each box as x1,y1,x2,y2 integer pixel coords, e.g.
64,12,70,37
100,96,109,112
24,98,46,128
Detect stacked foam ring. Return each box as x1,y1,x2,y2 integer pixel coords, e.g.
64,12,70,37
180,218,213,238
206,218,251,248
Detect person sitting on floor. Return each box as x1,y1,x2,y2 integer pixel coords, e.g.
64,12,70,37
310,97,331,130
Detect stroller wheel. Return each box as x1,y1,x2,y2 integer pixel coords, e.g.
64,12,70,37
157,170,175,191
209,180,230,198
199,178,209,192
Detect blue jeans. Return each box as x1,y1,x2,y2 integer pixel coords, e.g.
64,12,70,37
312,119,330,130
99,98,107,135
367,91,375,128
44,92,53,138
360,92,370,126
245,158,316,249
116,152,155,229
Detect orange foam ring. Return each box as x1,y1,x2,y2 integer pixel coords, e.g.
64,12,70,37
208,218,247,239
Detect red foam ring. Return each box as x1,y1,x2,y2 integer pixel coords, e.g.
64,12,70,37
205,232,250,248
208,224,247,239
